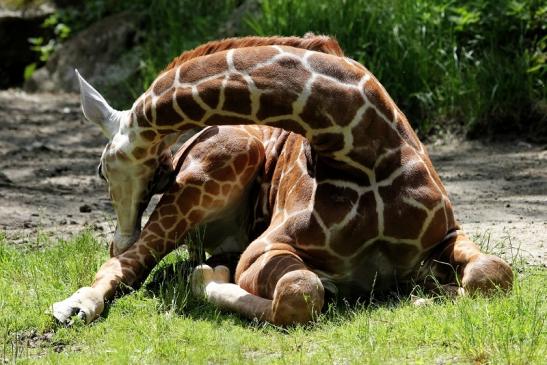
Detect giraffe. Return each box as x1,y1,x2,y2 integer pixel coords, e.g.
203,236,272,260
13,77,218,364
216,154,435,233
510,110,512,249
52,36,513,326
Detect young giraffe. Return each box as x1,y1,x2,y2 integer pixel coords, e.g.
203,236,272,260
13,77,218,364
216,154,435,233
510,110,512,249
52,36,513,326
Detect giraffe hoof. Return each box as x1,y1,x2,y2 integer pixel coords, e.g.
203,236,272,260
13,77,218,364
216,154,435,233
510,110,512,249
191,264,214,297
51,287,104,325
190,265,231,297
410,295,434,307
213,265,230,284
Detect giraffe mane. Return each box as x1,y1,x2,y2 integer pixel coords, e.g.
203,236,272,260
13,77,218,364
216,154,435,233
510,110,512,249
163,35,344,71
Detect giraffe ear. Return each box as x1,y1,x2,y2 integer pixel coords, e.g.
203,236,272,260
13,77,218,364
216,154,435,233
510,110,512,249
76,69,123,139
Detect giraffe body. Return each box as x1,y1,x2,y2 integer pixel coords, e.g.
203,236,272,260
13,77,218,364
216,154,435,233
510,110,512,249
52,36,513,326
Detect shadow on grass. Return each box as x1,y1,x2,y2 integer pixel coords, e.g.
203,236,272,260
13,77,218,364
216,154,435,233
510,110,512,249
137,250,438,330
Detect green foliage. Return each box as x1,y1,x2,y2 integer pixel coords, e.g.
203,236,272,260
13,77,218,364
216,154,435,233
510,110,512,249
59,0,239,101
23,63,37,81
25,13,72,79
135,0,239,90
42,0,545,138
246,0,546,137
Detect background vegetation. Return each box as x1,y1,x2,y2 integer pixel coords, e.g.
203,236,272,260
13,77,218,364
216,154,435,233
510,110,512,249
6,0,547,138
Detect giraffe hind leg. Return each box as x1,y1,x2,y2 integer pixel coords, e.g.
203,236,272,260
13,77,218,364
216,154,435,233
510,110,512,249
233,241,324,325
191,260,325,326
428,230,513,295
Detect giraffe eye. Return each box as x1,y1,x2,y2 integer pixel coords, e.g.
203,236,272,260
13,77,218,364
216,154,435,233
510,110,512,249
97,162,106,181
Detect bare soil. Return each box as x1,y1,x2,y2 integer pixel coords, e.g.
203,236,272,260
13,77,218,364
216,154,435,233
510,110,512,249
0,90,545,265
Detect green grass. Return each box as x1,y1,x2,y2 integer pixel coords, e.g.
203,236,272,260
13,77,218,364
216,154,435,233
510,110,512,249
1,231,545,364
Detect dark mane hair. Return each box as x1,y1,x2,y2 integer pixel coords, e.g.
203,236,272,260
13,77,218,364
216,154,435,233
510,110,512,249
163,35,344,71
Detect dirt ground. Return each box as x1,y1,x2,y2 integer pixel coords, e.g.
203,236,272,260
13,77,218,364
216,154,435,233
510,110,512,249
0,90,545,265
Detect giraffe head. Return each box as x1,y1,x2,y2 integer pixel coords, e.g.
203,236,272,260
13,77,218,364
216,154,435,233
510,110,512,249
76,71,174,255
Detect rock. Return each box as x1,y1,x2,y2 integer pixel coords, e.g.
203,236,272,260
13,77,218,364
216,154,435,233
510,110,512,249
411,297,434,307
0,6,54,89
25,12,144,98
79,204,92,213
0,171,12,185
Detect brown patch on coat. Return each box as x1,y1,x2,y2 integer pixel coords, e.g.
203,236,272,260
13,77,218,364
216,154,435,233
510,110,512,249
307,53,360,84
154,89,182,126
251,59,310,119
173,87,206,122
265,119,307,136
294,213,327,247
140,130,158,142
314,182,359,226
196,76,224,109
175,186,201,213
222,74,252,115
311,133,345,153
178,53,228,84
300,77,363,128
421,206,449,249
204,180,221,195
333,192,379,256
364,77,395,122
233,46,281,71
205,113,251,126
349,108,401,169
153,71,176,96
160,215,178,231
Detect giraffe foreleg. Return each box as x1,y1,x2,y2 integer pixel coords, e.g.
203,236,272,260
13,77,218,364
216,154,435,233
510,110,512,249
52,129,265,324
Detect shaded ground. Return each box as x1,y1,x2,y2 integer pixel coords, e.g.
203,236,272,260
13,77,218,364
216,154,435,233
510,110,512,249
0,89,545,264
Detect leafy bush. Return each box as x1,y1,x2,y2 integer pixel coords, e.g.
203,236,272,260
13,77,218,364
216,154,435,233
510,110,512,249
59,0,239,97
246,0,546,138
54,0,546,138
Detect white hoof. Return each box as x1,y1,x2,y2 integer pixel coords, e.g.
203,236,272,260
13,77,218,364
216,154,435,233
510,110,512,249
411,295,434,307
191,265,230,297
51,287,104,325
213,265,230,284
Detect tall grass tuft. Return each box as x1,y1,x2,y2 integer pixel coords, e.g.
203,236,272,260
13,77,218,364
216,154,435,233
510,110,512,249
245,0,546,138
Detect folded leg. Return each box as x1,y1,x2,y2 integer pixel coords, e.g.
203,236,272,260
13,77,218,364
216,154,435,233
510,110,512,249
429,230,513,295
192,240,324,326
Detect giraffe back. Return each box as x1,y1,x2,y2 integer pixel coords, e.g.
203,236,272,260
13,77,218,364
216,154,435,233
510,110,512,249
164,35,344,71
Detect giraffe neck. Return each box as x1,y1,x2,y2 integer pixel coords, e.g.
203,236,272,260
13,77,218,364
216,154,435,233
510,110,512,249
131,45,423,175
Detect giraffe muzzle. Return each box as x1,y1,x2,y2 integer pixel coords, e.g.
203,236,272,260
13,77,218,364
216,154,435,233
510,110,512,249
110,228,141,256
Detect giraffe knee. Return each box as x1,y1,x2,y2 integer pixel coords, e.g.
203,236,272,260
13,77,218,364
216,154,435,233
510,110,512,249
271,270,324,326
